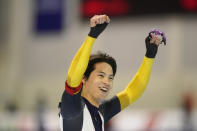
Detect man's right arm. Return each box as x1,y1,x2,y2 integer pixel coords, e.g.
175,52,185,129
65,15,110,95
60,15,110,119
65,36,96,94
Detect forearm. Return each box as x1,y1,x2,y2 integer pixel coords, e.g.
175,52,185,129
117,56,154,110
67,36,96,87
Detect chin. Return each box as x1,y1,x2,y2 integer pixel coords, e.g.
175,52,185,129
98,95,108,102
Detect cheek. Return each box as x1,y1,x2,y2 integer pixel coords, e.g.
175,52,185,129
109,82,113,90
93,79,102,87
86,78,100,89
109,85,113,90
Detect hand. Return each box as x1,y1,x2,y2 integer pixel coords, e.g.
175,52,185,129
149,33,162,46
90,15,110,27
149,28,166,45
145,29,166,58
88,15,110,38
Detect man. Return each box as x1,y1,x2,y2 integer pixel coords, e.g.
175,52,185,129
59,15,166,131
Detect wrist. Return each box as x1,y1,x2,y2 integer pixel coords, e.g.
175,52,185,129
145,44,158,58
88,23,108,38
88,26,99,38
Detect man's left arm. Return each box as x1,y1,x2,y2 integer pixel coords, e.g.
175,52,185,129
117,30,166,110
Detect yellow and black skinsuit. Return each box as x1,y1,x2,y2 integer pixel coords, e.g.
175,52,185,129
59,23,157,131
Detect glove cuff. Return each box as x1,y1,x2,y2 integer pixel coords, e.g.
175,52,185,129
88,23,108,38
145,44,158,58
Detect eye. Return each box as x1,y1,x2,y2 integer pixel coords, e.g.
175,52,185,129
98,74,104,78
109,76,114,80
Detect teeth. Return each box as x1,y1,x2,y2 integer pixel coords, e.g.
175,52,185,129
100,87,107,91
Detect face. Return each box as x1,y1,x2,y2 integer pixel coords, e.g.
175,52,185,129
82,62,114,105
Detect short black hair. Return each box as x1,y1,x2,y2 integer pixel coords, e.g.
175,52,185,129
84,52,117,80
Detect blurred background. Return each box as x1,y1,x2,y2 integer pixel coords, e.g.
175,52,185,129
0,0,197,130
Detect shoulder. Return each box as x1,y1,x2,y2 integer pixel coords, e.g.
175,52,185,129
60,90,85,119
99,96,121,123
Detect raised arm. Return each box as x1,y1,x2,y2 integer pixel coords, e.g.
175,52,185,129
117,30,166,110
66,15,110,94
60,15,110,120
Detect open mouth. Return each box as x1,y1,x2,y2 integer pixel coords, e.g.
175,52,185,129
99,87,108,93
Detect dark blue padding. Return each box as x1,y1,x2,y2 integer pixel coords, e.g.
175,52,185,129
99,96,121,124
60,90,84,119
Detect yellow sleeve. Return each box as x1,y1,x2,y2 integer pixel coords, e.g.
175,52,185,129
117,56,154,110
66,36,96,88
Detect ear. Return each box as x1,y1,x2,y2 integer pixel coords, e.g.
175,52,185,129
82,76,87,84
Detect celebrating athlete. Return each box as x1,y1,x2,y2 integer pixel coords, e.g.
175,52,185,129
58,15,166,131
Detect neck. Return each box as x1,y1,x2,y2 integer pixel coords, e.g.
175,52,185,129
81,89,100,108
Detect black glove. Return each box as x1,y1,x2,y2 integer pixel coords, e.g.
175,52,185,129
145,29,166,58
145,35,158,58
88,22,108,38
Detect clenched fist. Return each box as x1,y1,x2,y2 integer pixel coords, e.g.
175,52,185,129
88,15,110,38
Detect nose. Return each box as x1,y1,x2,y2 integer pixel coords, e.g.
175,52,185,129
102,77,110,85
